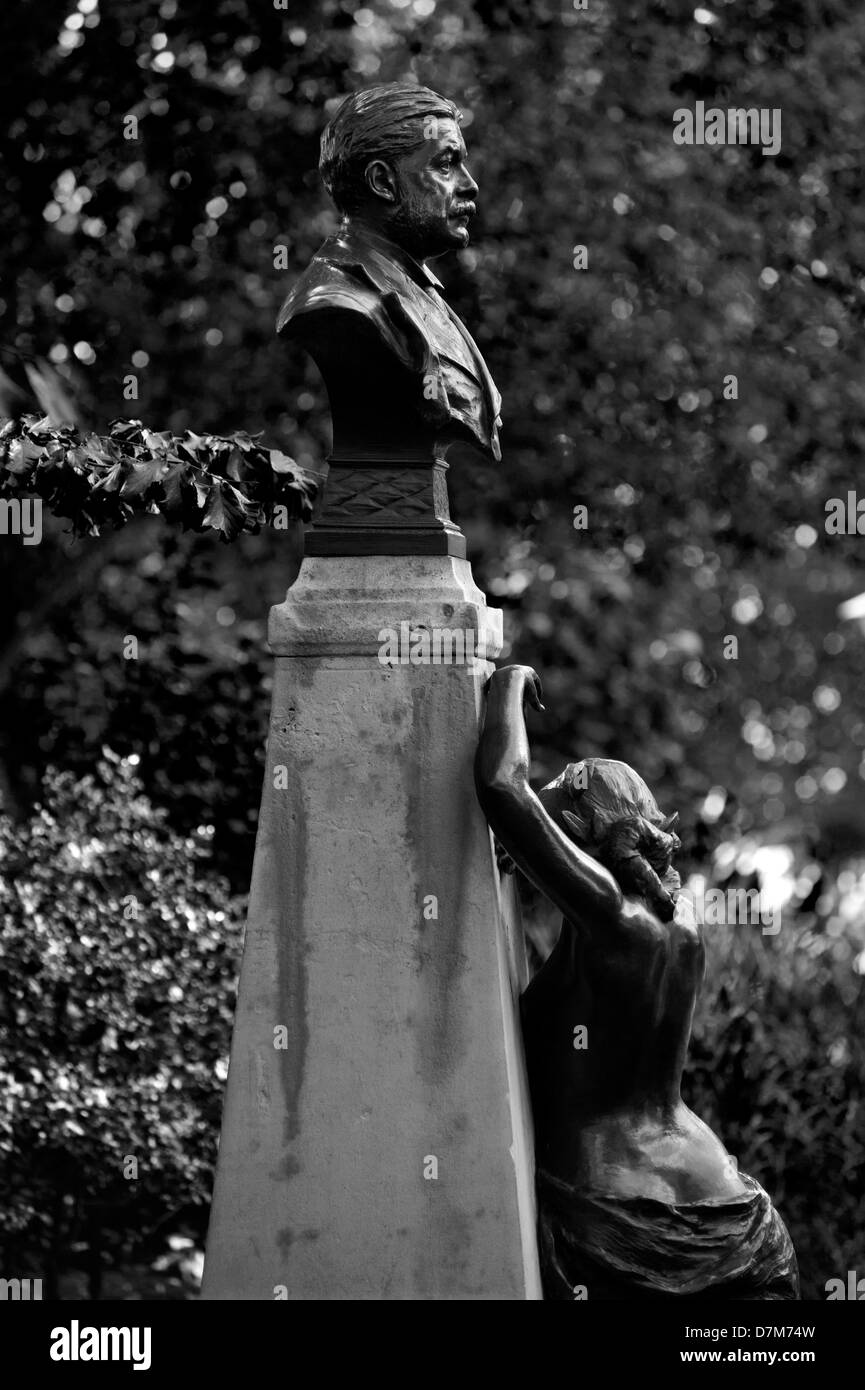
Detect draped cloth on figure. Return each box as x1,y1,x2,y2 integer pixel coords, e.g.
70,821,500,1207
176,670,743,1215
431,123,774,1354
537,1169,800,1301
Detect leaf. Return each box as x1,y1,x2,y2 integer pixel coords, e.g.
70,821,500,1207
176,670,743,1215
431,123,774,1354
192,475,210,510
92,461,126,493
142,429,173,452
222,482,256,538
81,434,116,466
160,463,186,512
225,448,244,482
109,419,143,441
121,458,166,498
201,478,226,532
201,480,250,540
3,436,41,475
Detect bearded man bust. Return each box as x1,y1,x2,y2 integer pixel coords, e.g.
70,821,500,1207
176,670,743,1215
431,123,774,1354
277,82,502,467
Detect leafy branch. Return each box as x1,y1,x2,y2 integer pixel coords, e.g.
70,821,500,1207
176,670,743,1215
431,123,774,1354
0,415,317,541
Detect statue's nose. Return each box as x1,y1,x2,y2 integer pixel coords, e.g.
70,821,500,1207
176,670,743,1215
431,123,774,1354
458,166,479,200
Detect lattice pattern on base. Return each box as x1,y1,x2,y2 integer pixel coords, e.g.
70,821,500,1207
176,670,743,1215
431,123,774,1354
325,467,438,522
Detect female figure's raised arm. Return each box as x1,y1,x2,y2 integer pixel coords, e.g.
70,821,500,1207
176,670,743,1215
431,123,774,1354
474,665,625,929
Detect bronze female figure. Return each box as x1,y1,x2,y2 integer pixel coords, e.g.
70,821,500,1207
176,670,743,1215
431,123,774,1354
475,664,798,1300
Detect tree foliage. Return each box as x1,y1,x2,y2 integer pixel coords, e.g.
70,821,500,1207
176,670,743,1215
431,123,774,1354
0,415,315,540
0,752,245,1296
688,918,865,1300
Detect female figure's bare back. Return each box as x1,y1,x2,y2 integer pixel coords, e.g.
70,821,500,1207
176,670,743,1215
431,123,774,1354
521,904,747,1204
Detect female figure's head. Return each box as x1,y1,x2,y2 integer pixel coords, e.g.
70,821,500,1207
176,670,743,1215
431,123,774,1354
540,758,681,919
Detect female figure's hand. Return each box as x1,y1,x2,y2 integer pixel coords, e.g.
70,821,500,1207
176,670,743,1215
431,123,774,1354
488,664,545,712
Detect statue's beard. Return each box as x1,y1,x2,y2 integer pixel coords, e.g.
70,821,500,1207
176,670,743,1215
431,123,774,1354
389,187,466,258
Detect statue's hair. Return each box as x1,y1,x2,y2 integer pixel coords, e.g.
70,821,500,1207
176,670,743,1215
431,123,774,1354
320,83,462,214
558,759,666,838
543,758,681,915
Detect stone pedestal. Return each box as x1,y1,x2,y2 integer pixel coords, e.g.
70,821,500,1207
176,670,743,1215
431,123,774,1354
202,554,541,1300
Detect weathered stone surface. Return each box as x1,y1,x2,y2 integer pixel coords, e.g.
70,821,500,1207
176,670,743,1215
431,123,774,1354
267,553,502,657
202,555,540,1300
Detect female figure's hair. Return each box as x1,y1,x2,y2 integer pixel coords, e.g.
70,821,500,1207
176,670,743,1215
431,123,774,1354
542,758,681,918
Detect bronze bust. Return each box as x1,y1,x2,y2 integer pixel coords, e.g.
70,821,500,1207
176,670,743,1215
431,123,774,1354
278,83,501,462
476,665,799,1301
277,84,502,557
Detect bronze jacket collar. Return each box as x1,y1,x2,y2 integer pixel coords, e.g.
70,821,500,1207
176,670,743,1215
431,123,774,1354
332,222,446,293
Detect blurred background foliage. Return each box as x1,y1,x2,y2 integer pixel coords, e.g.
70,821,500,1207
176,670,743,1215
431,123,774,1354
0,0,863,1298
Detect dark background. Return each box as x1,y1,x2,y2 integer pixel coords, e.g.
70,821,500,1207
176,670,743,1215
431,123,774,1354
1,0,863,1299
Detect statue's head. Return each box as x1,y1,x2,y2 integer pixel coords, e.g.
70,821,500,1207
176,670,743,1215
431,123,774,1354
320,83,479,261
541,758,682,918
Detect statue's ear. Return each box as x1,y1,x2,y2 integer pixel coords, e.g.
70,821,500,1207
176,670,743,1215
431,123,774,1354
562,809,590,843
662,812,679,832
365,158,398,204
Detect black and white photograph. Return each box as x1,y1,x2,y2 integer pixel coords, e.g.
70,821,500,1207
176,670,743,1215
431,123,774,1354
0,0,863,1358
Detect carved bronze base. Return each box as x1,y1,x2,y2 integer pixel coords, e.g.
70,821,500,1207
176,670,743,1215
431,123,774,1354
305,454,465,558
